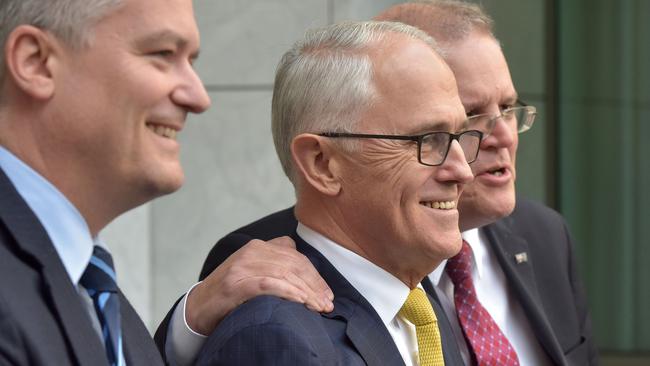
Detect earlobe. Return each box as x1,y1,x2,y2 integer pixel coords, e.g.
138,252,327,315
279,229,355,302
291,134,342,196
5,25,58,100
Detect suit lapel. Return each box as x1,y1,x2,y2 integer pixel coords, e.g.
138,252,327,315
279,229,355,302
0,169,108,366
120,293,164,366
336,297,406,366
483,220,567,366
295,236,406,366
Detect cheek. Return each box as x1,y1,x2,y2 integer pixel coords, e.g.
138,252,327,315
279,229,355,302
364,150,414,186
510,138,519,176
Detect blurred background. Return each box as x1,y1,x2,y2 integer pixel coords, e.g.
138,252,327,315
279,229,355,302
101,1,649,364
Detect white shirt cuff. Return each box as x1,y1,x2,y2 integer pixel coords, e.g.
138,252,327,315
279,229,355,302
165,282,208,366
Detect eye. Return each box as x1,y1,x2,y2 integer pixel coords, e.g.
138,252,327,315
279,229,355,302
500,103,515,112
150,49,175,58
465,109,479,117
153,50,174,57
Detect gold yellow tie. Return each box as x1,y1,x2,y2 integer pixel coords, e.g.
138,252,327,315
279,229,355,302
399,288,445,366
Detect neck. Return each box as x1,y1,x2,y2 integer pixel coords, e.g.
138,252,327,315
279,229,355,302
295,196,434,289
0,120,132,236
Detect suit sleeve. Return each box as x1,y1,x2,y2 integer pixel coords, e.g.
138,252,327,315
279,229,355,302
196,320,320,365
153,296,183,364
154,233,254,363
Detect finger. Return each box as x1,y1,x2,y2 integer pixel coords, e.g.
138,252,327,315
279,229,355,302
265,236,296,249
237,276,316,310
283,270,331,312
232,239,334,310
291,258,334,304
247,252,333,304
235,264,332,313
281,250,334,301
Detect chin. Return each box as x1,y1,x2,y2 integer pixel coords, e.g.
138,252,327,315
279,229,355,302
145,168,185,197
426,231,463,263
445,234,464,257
459,186,516,230
160,174,185,195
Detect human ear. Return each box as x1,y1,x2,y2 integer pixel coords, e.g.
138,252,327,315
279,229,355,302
4,25,59,100
291,134,342,196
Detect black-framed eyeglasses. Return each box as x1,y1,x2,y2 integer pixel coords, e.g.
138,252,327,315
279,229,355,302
462,99,537,137
318,129,483,167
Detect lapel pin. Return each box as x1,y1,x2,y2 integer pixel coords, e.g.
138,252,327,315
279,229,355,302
514,252,528,264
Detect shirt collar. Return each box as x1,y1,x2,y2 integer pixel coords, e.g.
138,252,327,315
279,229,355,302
0,146,94,285
297,222,412,329
429,228,484,285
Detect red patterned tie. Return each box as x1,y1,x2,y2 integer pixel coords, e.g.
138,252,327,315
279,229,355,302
445,241,520,366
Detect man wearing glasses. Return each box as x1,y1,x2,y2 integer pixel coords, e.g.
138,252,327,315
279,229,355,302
375,2,597,365
194,20,477,364
158,2,595,366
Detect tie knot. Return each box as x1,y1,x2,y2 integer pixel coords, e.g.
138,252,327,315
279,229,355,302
445,240,473,285
80,246,118,293
399,288,437,326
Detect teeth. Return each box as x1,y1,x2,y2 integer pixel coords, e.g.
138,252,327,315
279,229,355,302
420,200,456,210
493,170,503,176
147,124,177,139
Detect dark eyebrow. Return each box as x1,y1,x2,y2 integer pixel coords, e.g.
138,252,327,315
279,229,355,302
135,30,200,60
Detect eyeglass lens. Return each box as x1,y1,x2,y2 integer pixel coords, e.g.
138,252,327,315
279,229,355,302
466,106,535,136
420,131,481,165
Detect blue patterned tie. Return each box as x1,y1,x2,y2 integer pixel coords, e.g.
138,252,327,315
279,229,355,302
80,246,123,366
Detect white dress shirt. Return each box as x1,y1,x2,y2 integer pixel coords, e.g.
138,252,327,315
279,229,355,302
0,146,94,284
298,223,421,365
429,228,552,366
166,283,207,365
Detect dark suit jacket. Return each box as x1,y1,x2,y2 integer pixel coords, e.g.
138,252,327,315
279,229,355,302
482,197,598,366
195,232,463,365
0,167,163,365
175,197,596,366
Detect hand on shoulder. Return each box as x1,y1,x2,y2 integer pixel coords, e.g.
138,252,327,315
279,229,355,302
185,236,334,335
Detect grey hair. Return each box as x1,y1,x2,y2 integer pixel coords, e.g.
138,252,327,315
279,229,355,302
0,0,122,83
272,20,439,185
376,0,495,50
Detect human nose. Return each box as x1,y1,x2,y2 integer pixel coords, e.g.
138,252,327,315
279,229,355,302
480,113,515,150
172,64,212,114
435,140,474,184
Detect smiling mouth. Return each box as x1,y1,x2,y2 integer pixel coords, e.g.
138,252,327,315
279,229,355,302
146,123,177,140
419,200,456,210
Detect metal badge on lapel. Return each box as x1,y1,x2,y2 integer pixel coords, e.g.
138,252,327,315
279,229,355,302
514,252,528,264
